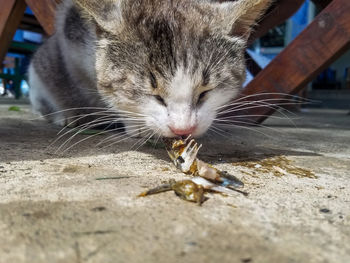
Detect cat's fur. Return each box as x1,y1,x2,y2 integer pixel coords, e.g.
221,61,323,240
29,0,271,137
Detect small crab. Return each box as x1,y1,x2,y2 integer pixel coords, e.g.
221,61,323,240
163,136,244,188
138,136,247,204
138,177,247,205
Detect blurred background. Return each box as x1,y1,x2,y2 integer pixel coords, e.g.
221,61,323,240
0,0,349,110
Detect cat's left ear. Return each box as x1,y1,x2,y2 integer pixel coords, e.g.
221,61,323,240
208,0,273,40
73,0,124,34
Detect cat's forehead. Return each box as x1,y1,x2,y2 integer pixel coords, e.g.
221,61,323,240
121,0,216,38
99,0,247,64
78,0,271,49
123,0,212,23
98,0,247,87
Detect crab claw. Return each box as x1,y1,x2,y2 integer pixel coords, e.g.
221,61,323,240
176,139,202,172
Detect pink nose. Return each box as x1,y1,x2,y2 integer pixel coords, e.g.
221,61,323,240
169,126,197,136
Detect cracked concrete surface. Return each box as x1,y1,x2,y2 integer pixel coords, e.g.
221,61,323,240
0,102,349,263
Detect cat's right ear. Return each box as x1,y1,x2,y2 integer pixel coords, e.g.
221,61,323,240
73,0,124,34
207,0,273,40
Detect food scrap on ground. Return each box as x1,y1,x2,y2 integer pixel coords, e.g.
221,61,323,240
138,136,247,204
233,155,316,178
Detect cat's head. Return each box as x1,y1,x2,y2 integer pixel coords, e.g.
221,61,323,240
74,0,271,137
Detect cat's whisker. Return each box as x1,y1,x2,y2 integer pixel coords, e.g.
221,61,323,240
131,129,158,151
213,96,314,125
29,107,115,121
57,110,146,137
216,100,306,113
215,115,296,128
54,113,137,147
95,128,140,147
152,132,162,149
216,98,311,113
208,127,223,137
213,91,314,114
217,100,303,115
217,99,309,113
47,117,120,151
212,122,274,139
68,115,144,131
53,119,123,153
56,111,118,124
116,110,148,117
57,115,119,138
102,128,151,150
97,133,131,148
136,130,160,151
208,125,232,139
62,121,143,148
217,113,299,121
114,117,147,123
61,110,145,131
58,113,119,135
217,105,304,126
32,106,147,137
59,123,147,153
216,92,314,109
215,99,305,122
96,124,147,146
95,124,146,145
214,119,285,134
217,108,298,127
96,132,127,147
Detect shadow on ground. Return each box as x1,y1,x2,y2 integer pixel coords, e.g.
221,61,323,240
1,104,350,263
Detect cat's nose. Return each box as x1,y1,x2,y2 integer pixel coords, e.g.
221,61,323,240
169,125,197,136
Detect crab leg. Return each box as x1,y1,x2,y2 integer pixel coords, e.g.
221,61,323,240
191,177,247,196
138,183,172,197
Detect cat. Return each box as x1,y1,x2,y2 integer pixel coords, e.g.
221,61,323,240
28,0,272,138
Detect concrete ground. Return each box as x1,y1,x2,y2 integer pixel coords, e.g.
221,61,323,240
0,100,349,263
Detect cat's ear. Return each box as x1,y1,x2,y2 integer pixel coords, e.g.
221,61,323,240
210,0,273,39
73,0,124,33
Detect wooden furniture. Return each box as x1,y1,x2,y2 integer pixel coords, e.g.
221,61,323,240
0,0,59,65
0,0,27,66
0,0,59,97
0,0,349,123
231,0,350,123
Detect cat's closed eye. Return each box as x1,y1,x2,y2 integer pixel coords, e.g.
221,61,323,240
198,90,210,104
154,95,166,106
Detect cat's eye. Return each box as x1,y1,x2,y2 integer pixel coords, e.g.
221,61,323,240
154,95,166,106
150,72,157,89
198,90,210,103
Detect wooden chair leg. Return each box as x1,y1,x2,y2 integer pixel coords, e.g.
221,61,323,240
311,0,332,10
0,0,27,66
24,0,60,35
224,0,350,124
248,0,305,44
245,52,262,77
